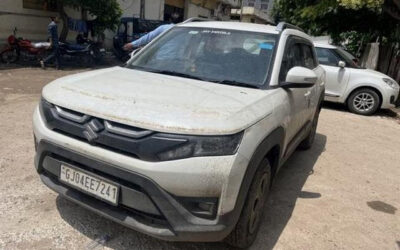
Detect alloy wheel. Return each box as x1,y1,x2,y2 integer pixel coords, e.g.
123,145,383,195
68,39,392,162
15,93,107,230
353,92,375,112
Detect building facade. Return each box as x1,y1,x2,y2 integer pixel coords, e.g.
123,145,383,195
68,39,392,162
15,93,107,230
231,0,274,24
0,0,241,49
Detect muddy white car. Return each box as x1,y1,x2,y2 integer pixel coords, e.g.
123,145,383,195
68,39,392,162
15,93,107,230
33,21,325,248
314,43,400,115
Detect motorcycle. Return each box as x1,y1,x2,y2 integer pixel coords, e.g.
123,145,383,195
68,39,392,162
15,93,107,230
0,28,50,64
58,34,105,66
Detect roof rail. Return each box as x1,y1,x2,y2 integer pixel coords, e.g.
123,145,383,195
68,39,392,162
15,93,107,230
182,17,211,24
276,22,304,33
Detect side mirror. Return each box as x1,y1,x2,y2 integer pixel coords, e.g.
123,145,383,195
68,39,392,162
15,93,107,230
338,60,346,68
281,66,317,88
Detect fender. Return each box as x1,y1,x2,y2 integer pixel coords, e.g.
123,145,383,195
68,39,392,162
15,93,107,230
341,81,385,104
220,126,284,230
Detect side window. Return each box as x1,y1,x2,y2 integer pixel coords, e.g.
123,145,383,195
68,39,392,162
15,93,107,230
302,44,317,69
279,42,304,82
315,48,340,67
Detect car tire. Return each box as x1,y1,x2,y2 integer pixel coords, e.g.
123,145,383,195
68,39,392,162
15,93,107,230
347,88,380,116
225,158,271,249
298,107,321,150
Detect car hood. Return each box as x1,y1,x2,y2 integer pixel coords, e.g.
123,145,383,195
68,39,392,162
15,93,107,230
42,67,274,135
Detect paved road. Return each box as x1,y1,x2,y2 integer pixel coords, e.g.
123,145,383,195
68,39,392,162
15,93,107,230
0,67,399,250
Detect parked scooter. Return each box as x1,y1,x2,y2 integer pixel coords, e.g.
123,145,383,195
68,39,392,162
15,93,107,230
0,28,50,64
58,34,105,66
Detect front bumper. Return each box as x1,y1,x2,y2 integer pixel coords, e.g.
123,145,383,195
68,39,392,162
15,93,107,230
382,86,400,109
35,140,234,241
33,106,250,241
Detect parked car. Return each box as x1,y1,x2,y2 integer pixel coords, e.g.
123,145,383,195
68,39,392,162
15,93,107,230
33,21,325,248
314,43,400,115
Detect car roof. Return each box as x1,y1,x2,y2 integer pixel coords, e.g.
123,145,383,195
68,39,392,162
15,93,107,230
178,21,280,34
313,42,337,49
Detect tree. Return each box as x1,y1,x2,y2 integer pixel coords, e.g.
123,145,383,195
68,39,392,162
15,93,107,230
273,0,399,54
339,0,400,21
57,0,122,42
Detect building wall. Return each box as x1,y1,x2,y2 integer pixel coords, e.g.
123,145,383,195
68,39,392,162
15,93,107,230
187,3,213,18
231,0,274,23
0,0,81,45
0,0,236,49
118,0,164,20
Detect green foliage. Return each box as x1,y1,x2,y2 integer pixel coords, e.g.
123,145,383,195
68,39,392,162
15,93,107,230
335,31,374,56
273,0,399,55
339,0,384,9
58,0,122,36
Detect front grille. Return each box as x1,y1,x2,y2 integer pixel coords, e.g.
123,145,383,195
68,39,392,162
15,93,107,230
40,100,188,162
396,92,400,107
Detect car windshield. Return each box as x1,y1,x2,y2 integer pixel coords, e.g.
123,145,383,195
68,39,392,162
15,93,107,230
127,27,278,88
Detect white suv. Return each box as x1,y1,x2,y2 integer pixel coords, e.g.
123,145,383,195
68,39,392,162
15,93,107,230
33,21,324,248
314,43,400,115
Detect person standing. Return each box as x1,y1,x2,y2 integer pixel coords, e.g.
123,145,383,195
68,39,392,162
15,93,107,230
40,16,61,69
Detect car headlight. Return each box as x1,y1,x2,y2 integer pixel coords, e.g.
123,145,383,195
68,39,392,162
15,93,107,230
157,132,243,161
383,78,398,89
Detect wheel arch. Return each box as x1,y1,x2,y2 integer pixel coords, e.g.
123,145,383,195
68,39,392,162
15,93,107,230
224,126,285,232
345,85,383,108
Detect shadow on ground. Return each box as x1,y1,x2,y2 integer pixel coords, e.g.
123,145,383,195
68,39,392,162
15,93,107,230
56,133,327,250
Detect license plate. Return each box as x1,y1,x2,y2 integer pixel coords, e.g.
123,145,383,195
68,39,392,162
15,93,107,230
59,165,119,205
99,48,106,52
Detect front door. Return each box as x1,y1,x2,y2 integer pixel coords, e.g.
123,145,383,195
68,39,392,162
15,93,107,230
315,47,350,100
279,38,312,147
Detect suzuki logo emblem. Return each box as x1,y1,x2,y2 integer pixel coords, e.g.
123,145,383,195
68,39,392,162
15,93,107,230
83,119,104,144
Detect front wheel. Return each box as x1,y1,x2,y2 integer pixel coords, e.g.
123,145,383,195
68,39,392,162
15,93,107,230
225,159,271,248
1,48,19,63
81,54,94,67
347,88,380,116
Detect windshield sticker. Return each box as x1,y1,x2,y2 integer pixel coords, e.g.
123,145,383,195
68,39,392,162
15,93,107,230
201,30,231,35
189,30,199,35
259,43,274,50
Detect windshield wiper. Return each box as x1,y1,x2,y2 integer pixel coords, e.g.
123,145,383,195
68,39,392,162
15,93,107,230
129,66,207,81
154,70,206,81
212,80,260,89
129,66,260,88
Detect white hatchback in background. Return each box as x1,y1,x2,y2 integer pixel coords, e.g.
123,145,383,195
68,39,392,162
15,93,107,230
314,43,400,115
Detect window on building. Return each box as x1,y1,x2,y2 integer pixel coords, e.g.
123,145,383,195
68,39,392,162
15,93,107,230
23,0,58,11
